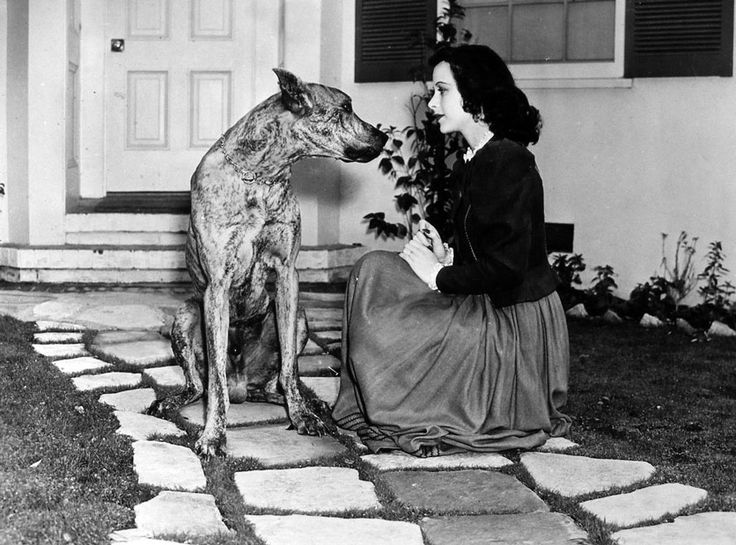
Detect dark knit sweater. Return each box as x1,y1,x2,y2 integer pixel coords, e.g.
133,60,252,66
435,137,559,307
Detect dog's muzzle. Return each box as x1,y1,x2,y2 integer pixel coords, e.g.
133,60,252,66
345,130,388,162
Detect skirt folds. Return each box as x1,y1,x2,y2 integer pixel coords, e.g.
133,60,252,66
331,250,571,456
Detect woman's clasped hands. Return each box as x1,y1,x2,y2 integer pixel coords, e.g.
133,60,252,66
399,219,447,288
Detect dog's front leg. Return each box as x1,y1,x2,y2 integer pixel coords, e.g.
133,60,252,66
197,282,231,457
275,266,326,435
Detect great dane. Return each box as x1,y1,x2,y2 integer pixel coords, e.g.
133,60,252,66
168,69,386,457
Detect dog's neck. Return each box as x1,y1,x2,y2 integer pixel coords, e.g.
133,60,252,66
218,96,310,185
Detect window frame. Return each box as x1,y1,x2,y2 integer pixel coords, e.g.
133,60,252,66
461,0,626,79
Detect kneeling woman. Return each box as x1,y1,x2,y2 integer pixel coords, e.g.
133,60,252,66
331,44,571,457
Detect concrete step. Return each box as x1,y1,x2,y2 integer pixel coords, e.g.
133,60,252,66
0,243,369,284
65,213,188,245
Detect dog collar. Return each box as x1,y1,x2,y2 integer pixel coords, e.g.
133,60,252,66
216,137,264,184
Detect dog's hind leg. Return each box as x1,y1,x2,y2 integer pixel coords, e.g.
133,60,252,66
170,299,205,402
196,282,231,457
275,265,326,435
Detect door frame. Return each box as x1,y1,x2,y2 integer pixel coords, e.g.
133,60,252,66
76,0,283,206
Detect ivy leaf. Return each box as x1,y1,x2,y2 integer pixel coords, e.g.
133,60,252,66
378,158,393,175
397,224,409,238
395,193,418,212
411,213,421,223
395,176,412,188
393,139,403,149
391,156,405,167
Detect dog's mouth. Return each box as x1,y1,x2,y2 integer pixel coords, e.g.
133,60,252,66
344,145,382,163
344,131,388,163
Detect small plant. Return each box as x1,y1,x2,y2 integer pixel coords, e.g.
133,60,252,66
698,241,735,309
590,265,618,297
582,264,619,316
658,231,698,307
628,276,676,321
551,253,586,290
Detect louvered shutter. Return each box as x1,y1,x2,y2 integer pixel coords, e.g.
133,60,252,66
625,0,734,77
355,0,437,82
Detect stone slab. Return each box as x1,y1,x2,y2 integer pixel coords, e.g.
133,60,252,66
75,303,168,330
298,354,341,375
235,467,380,513
361,451,512,471
180,400,288,428
52,356,113,376
33,331,85,344
305,307,342,321
300,376,340,406
99,388,157,413
245,514,424,545
226,424,346,466
612,511,736,545
114,411,186,441
309,320,343,332
302,339,324,355
379,469,548,515
92,339,174,368
580,483,708,528
536,437,579,452
134,491,231,537
109,528,183,544
313,330,342,342
94,330,164,344
142,365,186,391
422,512,589,545
520,452,655,497
133,441,206,491
72,371,142,392
33,343,89,359
35,320,86,332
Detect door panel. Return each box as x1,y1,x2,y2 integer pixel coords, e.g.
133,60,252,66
104,0,261,192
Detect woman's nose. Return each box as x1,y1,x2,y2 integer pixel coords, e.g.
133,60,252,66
428,92,439,112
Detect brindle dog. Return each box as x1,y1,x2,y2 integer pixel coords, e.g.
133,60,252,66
167,69,386,457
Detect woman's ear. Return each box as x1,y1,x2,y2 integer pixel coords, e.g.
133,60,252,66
273,68,312,115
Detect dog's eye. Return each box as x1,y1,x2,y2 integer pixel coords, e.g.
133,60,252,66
341,103,353,114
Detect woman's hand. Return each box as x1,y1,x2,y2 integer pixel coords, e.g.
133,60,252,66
399,238,442,287
414,219,447,263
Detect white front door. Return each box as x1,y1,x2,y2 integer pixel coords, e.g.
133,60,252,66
101,0,279,193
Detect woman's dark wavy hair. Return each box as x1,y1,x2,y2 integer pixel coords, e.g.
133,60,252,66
429,44,542,146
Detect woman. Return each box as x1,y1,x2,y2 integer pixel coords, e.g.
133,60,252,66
331,44,571,457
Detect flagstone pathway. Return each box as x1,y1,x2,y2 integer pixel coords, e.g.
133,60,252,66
4,285,731,545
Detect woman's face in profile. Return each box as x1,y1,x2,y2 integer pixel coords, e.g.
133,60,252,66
428,61,474,136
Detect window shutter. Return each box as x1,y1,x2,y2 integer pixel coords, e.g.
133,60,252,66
625,0,734,77
355,0,437,83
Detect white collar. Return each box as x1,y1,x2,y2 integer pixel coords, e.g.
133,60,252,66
463,131,494,163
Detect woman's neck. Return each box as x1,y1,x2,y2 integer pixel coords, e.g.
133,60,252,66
463,123,494,151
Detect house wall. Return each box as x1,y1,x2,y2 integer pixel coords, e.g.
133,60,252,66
328,0,736,299
0,0,8,243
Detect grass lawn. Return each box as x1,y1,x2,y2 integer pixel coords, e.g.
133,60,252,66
0,313,734,545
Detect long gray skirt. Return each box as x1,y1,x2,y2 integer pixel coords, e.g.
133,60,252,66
331,250,571,456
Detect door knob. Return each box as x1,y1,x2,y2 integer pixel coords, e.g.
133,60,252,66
111,39,125,52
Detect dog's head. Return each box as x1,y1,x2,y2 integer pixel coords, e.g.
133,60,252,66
273,68,388,163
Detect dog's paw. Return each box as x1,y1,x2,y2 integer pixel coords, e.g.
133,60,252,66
194,431,227,458
292,409,328,436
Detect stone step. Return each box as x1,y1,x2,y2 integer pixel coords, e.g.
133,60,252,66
245,515,424,545
378,470,548,515
134,491,232,537
0,243,367,284
235,467,381,513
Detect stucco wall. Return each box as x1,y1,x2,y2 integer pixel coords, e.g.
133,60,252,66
329,1,736,299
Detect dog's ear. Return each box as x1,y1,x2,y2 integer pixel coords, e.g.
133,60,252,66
273,68,312,114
